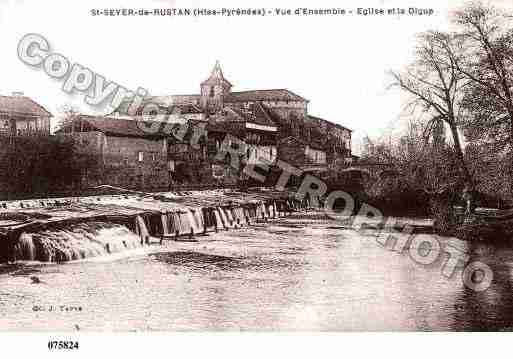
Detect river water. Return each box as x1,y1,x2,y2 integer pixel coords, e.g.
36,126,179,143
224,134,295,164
0,213,512,331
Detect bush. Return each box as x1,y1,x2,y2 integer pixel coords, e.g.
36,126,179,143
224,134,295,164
0,136,101,199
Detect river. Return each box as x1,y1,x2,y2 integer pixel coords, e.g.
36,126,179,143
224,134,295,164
0,212,512,331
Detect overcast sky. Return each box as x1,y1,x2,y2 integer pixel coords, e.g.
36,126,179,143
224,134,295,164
1,0,511,153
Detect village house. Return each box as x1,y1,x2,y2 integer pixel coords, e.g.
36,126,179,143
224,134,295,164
67,61,354,189
0,93,52,136
57,115,171,190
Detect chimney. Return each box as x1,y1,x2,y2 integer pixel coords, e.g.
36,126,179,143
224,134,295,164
11,91,24,97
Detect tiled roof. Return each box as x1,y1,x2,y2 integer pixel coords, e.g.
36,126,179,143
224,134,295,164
115,88,307,114
114,95,201,115
307,115,352,132
227,102,277,127
206,102,278,133
146,89,307,106
148,94,201,106
59,115,172,138
224,89,307,103
0,95,52,117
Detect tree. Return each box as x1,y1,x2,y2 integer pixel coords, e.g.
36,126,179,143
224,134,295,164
450,2,513,196
453,2,513,143
57,104,81,133
390,31,474,195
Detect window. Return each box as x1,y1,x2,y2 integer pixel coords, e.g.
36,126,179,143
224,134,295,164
138,151,144,162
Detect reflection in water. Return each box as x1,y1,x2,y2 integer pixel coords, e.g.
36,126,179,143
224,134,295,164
451,241,513,331
0,215,512,331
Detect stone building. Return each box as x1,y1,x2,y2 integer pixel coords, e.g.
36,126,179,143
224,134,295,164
57,115,170,190
75,61,354,189
121,62,353,182
0,93,52,137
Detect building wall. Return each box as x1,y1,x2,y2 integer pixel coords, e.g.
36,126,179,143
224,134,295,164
101,135,169,190
246,144,277,164
65,131,170,190
0,115,51,136
305,145,327,165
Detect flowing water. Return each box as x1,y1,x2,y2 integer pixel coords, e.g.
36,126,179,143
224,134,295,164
1,213,512,331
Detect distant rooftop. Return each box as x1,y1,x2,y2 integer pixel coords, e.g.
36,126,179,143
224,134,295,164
0,95,52,117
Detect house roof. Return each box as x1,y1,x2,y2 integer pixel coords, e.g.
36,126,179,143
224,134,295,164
0,95,52,117
228,102,277,127
224,89,307,103
307,115,352,133
113,97,203,116
59,115,172,138
207,102,278,133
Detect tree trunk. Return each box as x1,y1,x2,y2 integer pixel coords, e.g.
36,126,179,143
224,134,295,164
448,121,476,213
429,191,458,235
508,107,513,200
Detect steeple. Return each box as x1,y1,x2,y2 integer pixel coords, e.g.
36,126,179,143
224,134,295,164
200,61,232,111
201,61,232,88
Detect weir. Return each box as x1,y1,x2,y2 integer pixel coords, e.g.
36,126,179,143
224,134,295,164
0,190,308,264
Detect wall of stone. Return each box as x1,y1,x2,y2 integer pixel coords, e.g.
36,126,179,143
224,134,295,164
101,135,169,190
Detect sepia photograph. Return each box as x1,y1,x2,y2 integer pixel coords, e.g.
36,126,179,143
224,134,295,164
1,0,513,356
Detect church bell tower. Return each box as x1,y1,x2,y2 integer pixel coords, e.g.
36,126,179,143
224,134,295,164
200,61,232,111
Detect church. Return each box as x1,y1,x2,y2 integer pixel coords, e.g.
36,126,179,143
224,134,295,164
133,62,353,183
61,62,353,189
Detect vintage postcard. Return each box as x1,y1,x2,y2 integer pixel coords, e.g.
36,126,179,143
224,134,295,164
1,0,512,356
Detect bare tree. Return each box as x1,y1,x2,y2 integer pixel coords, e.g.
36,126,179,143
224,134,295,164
452,2,513,143
389,31,473,192
57,104,81,133
449,2,513,198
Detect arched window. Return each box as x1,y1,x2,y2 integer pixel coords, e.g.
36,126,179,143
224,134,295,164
209,87,215,98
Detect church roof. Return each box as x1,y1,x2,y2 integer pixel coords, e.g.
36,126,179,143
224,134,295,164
224,89,307,103
144,88,307,107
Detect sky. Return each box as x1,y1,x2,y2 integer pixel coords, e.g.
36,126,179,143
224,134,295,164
0,0,511,153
